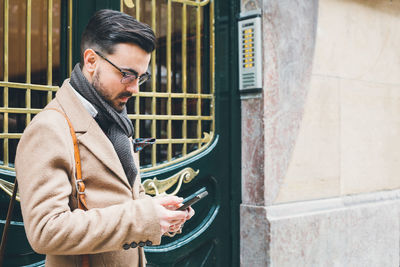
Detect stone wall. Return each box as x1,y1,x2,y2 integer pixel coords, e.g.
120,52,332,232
240,0,400,265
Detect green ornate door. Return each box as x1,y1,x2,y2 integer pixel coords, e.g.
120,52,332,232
0,0,240,266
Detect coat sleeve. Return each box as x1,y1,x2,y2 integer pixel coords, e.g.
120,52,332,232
15,111,162,255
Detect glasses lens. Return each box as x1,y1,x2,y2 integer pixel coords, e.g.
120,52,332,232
120,73,151,85
138,73,151,85
121,74,137,84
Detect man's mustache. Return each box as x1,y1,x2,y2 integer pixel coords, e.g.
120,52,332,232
118,92,133,98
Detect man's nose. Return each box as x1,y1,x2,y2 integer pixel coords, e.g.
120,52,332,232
126,79,139,95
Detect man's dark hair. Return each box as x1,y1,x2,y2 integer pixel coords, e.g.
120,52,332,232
80,9,156,65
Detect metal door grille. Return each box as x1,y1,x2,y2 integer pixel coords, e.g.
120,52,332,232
0,0,66,171
0,0,214,173
122,0,215,172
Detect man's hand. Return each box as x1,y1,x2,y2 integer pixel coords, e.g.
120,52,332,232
153,196,194,235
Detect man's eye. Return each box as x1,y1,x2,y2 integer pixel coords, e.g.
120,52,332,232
125,73,137,78
120,68,139,78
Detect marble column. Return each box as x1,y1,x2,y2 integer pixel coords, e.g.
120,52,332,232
240,0,318,265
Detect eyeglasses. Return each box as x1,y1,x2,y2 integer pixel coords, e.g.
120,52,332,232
94,50,151,85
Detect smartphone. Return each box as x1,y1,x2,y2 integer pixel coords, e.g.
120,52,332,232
177,188,208,211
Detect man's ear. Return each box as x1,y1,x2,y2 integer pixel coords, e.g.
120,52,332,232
82,49,98,77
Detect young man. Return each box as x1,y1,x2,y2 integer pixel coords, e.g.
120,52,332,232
15,9,193,267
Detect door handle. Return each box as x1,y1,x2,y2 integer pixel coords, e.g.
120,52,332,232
142,167,199,196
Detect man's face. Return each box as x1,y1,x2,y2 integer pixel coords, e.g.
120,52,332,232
92,43,151,112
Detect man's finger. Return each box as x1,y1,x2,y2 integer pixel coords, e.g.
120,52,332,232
169,218,185,225
186,206,195,220
154,195,183,206
164,209,187,221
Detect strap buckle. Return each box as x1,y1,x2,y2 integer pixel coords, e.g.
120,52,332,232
75,179,86,195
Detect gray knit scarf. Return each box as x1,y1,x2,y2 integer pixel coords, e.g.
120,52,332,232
70,64,137,186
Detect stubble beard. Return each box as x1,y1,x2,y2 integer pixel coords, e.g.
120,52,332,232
92,71,125,112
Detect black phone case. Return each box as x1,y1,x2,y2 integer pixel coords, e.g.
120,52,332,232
177,188,208,211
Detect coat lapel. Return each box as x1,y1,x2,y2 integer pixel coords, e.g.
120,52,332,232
55,80,131,189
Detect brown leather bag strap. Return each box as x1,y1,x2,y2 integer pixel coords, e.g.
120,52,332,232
48,108,88,210
47,108,89,267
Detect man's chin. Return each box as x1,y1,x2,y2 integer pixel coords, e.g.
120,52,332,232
113,102,126,112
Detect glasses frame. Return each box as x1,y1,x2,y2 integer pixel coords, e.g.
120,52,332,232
94,50,151,85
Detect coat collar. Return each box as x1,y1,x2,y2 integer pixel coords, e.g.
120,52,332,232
54,80,131,188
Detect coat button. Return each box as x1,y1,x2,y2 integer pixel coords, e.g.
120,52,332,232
138,241,145,247
146,240,152,246
130,242,138,248
123,243,130,250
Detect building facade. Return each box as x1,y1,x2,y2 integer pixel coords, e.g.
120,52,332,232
240,0,400,266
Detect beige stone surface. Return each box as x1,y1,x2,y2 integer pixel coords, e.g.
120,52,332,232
275,76,340,203
341,79,400,194
313,0,400,85
269,190,400,266
275,0,400,203
261,0,318,205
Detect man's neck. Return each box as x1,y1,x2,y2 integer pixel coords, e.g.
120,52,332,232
70,82,98,118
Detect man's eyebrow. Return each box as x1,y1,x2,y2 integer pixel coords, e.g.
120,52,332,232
121,67,139,75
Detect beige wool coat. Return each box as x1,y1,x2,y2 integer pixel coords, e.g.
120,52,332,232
15,80,162,267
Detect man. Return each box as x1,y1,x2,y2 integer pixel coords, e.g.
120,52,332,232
15,9,193,267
